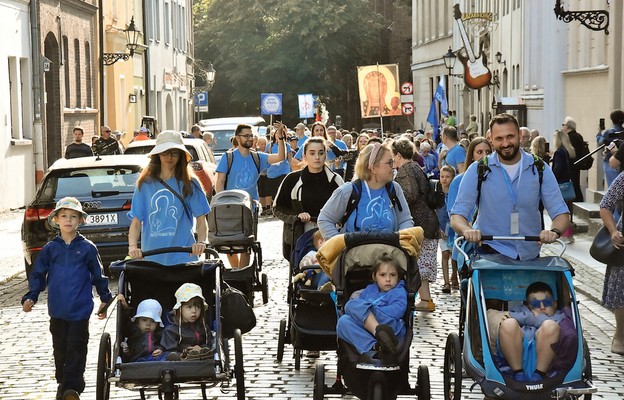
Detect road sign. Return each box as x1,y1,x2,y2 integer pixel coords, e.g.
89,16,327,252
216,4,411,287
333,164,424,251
401,82,414,95
261,93,282,115
402,102,414,116
194,92,208,107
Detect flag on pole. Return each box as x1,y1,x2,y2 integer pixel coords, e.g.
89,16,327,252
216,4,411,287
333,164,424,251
433,77,448,117
298,94,315,119
426,99,439,141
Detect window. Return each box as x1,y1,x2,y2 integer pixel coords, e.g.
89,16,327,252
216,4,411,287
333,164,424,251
63,36,70,107
164,1,170,45
74,39,81,108
85,42,92,108
8,57,18,139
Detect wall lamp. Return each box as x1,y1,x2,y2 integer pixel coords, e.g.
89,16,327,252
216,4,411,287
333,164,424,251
103,17,141,66
495,51,506,66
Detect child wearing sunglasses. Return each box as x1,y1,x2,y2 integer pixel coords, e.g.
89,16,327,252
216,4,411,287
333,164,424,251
488,281,577,383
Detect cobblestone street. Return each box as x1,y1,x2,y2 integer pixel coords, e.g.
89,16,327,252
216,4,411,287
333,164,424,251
0,216,622,399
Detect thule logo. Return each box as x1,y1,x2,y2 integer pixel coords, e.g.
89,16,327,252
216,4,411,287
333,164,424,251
526,383,543,390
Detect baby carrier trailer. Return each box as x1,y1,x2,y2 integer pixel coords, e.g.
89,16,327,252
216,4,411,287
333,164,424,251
276,227,337,370
443,235,597,400
208,189,268,305
98,247,247,400
314,231,431,400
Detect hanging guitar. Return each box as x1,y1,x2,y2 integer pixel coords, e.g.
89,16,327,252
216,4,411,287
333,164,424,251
453,4,492,90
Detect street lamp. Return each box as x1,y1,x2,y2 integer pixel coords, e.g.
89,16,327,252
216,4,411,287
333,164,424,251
103,16,141,66
442,47,457,111
495,51,506,66
205,63,216,90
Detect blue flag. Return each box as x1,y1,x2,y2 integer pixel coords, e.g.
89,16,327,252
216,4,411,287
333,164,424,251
433,78,448,117
426,99,439,141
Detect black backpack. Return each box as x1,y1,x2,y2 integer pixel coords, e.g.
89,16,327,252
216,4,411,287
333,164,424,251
339,179,403,230
575,141,594,170
424,179,446,209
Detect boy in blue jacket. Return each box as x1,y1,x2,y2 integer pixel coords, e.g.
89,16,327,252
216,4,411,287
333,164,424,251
336,254,407,364
22,197,112,400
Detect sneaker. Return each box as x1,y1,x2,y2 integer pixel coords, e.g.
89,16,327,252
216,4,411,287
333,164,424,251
442,283,451,294
62,390,80,400
375,325,398,356
414,299,436,312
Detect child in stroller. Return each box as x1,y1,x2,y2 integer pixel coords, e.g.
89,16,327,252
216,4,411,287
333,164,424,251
336,254,407,365
117,296,168,362
161,283,214,361
488,281,578,382
294,230,331,290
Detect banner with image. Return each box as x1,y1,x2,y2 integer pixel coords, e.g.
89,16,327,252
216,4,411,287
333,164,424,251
357,64,401,118
298,94,315,119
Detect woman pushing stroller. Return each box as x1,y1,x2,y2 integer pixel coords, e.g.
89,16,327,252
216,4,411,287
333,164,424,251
337,254,407,365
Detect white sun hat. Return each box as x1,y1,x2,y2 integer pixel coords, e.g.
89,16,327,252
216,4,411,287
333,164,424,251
132,298,164,327
147,131,192,162
173,283,208,310
48,197,88,229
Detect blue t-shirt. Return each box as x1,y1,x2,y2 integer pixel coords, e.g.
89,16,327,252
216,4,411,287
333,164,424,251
265,142,291,178
444,144,466,172
215,149,271,200
297,135,308,150
130,177,210,265
350,183,395,233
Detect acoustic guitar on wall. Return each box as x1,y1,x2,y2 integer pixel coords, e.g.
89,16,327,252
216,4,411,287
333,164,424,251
453,4,492,90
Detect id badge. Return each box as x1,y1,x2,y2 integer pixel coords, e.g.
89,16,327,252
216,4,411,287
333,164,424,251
510,212,519,235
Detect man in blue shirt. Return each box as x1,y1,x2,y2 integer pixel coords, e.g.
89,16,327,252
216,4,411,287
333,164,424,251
439,126,466,173
597,109,624,187
450,113,569,260
215,123,287,267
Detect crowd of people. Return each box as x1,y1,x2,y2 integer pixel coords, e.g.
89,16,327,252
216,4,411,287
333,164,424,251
23,110,624,398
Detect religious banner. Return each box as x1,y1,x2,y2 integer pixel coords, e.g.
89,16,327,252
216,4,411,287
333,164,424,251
357,64,400,118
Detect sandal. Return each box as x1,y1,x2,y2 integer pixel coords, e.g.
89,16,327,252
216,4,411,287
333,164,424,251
414,299,436,312
442,283,451,294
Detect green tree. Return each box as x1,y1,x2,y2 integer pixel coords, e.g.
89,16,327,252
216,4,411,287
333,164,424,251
193,0,385,127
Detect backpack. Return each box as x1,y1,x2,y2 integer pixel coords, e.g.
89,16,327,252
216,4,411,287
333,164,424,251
474,154,545,223
574,141,594,170
424,179,446,209
224,150,261,189
339,179,403,230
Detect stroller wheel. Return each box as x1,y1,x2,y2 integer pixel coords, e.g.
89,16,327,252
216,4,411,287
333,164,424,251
96,332,111,400
444,332,462,400
313,363,325,400
261,273,269,304
417,365,431,400
583,338,593,399
277,319,286,362
294,348,301,370
234,329,246,400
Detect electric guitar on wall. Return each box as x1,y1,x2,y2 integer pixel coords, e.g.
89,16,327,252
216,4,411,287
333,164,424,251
453,4,492,90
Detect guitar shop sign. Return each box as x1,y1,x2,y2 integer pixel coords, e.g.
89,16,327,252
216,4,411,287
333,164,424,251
453,5,492,90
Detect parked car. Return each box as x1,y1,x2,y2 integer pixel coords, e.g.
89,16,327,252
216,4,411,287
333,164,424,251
198,116,266,162
22,155,150,278
123,133,217,198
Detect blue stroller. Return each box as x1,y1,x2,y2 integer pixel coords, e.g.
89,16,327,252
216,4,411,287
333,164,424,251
314,231,431,400
443,236,597,400
97,247,247,400
276,227,337,370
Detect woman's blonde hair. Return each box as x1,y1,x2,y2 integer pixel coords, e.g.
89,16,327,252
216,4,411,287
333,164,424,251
354,143,391,181
530,136,548,159
553,129,576,159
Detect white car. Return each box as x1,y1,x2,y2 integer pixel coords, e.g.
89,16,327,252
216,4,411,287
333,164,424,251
198,117,266,161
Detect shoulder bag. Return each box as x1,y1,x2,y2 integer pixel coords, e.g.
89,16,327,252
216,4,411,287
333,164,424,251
590,200,624,265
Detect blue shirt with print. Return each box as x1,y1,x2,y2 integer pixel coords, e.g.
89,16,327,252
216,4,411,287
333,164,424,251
265,142,291,178
215,149,270,200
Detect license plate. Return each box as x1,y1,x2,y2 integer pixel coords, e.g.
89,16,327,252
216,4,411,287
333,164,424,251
86,213,118,226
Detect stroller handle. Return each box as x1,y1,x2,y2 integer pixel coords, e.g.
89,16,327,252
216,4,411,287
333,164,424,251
141,244,219,259
454,235,566,261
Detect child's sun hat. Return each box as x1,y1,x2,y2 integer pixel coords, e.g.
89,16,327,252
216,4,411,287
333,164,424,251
173,283,208,310
48,197,88,229
132,298,164,327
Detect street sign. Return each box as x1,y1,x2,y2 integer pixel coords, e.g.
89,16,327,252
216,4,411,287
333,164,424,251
194,92,208,107
401,82,414,95
261,93,282,115
402,102,414,116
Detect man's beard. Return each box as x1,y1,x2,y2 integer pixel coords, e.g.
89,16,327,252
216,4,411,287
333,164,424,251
497,143,520,161
241,141,253,149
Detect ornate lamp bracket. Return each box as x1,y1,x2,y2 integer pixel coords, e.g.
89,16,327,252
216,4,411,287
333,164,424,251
103,53,131,66
554,0,609,34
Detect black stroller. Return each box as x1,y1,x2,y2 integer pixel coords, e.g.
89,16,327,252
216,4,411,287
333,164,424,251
276,227,337,370
314,231,431,400
207,189,269,305
97,247,247,400
443,236,597,400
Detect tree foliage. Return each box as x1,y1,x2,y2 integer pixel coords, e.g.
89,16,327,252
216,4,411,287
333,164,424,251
193,0,385,125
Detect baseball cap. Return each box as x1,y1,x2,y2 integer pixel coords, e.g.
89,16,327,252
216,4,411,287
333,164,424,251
48,197,88,229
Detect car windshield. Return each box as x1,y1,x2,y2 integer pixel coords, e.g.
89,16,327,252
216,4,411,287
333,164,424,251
125,145,199,161
210,129,235,153
39,167,142,201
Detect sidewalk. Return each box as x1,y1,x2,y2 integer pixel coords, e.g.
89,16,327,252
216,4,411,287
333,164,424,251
0,209,25,283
